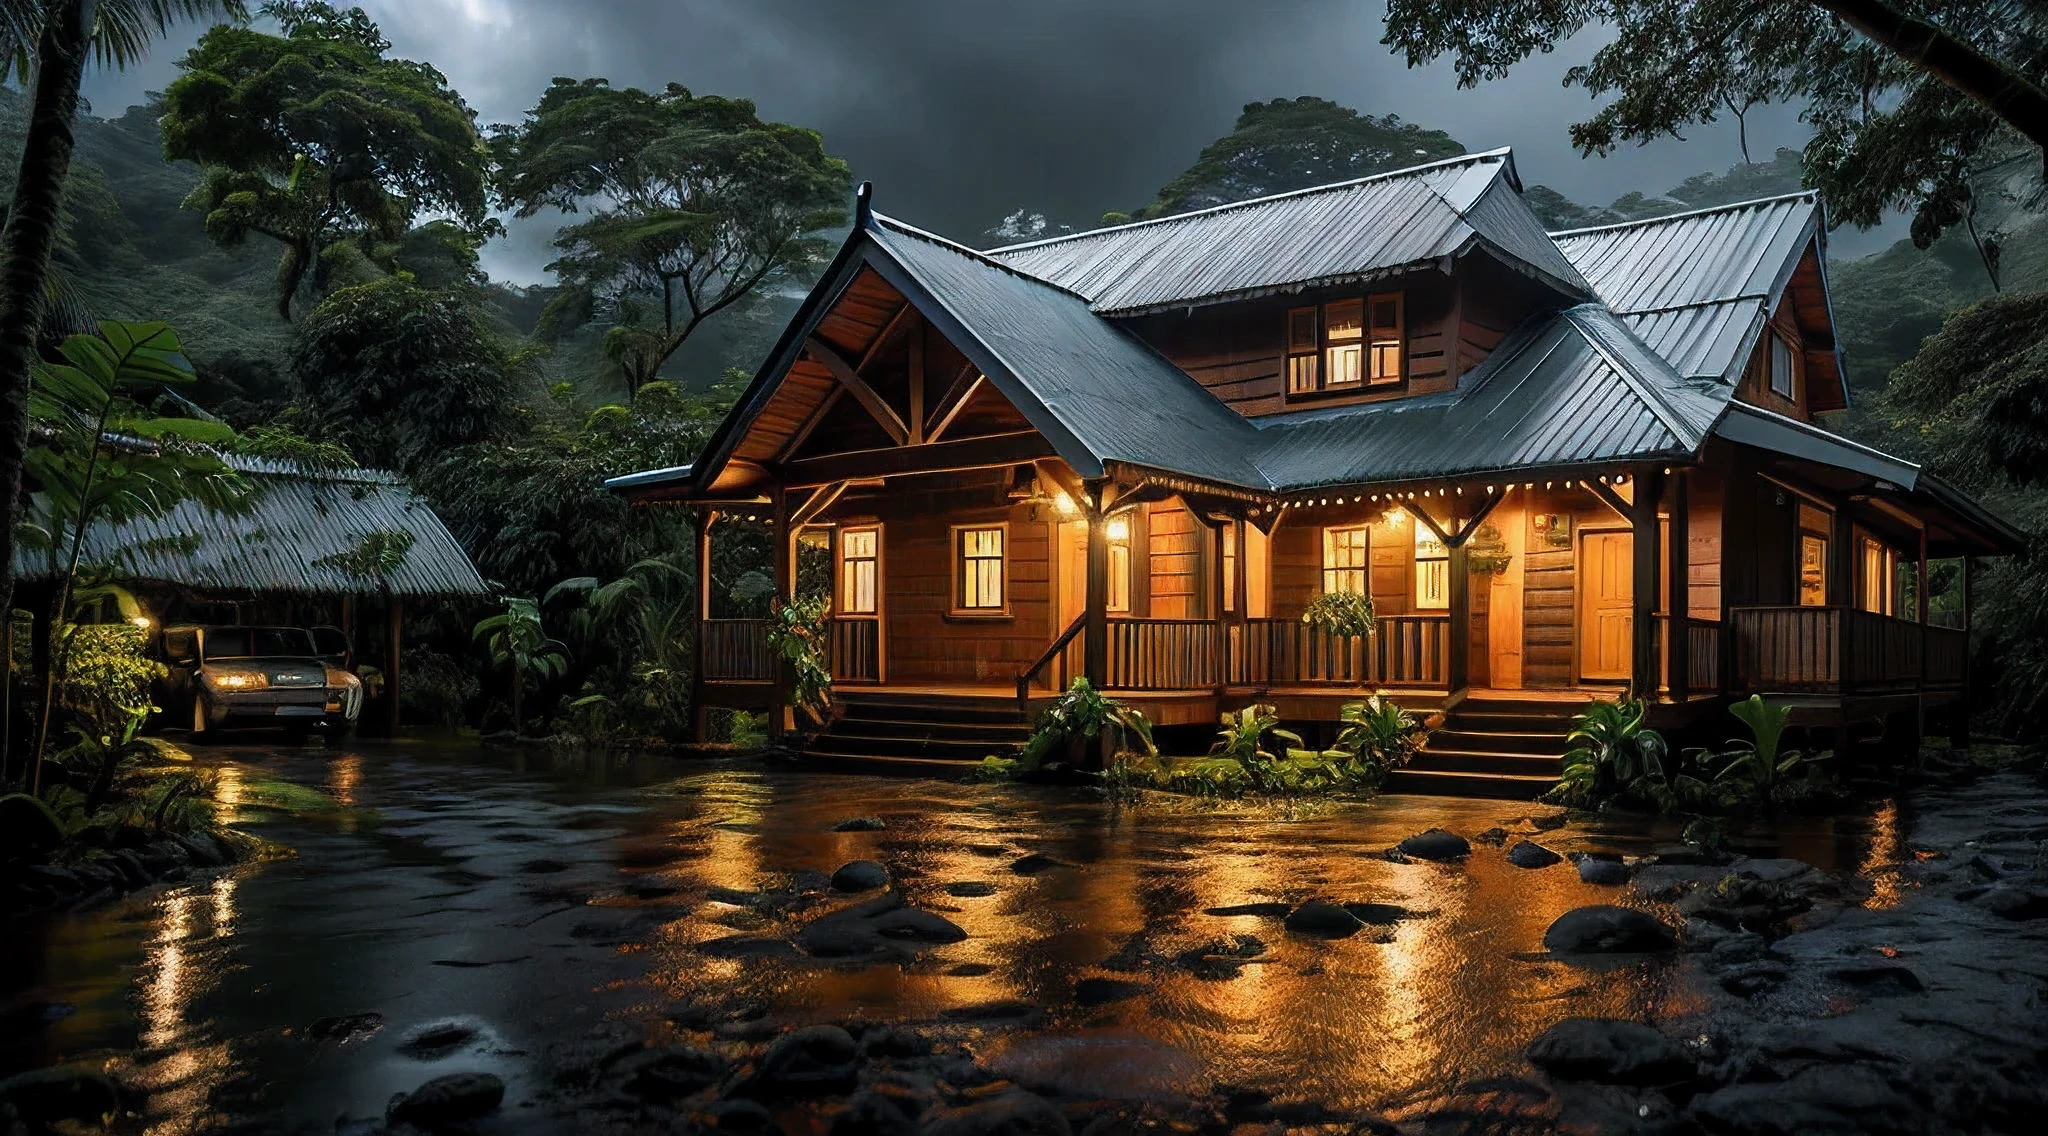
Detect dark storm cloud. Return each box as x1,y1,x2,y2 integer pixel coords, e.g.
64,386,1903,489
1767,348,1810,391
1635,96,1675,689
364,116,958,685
84,0,1834,284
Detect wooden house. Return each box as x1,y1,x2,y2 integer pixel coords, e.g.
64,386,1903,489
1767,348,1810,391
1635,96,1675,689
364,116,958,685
611,149,2021,795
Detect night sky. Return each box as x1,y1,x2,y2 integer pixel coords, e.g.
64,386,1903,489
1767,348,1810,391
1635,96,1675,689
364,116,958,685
86,1,1855,284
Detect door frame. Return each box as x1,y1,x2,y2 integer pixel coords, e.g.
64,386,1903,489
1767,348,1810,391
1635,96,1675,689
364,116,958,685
832,520,886,684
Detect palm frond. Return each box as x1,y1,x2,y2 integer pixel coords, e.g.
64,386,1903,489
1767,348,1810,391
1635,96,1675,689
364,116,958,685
1,2,248,82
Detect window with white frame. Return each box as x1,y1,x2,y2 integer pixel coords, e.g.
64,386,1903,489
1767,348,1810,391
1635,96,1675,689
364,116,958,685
1322,526,1369,595
1414,525,1449,609
1769,331,1796,400
954,526,1006,611
839,527,878,615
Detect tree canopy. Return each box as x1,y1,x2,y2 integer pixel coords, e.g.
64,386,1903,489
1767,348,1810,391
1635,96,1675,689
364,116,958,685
490,78,851,398
158,1,490,319
289,275,519,473
1382,0,2047,253
1124,97,1465,222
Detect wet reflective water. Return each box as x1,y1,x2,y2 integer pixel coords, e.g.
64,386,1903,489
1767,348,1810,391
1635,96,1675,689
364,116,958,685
0,742,1892,1130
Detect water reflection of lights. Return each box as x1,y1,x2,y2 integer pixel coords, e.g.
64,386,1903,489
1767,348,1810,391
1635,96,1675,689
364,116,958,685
134,874,239,1134
1859,799,1905,909
327,754,362,808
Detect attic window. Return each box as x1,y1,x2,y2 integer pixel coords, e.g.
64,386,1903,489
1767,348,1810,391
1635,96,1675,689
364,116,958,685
1288,294,1403,396
1768,331,1796,400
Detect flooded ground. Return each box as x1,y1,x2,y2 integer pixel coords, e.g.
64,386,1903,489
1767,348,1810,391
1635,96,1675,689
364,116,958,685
0,740,1896,1132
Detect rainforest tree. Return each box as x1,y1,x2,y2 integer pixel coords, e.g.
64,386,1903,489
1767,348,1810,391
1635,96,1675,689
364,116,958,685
159,1,490,319
1382,0,2048,258
491,78,851,398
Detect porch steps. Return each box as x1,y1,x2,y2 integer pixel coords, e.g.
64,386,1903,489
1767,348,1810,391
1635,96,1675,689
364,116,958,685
802,690,1030,773
1390,696,1581,800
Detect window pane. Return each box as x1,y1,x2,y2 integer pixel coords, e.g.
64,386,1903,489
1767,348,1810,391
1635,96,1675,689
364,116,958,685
1324,299,1363,342
1770,334,1795,398
1414,525,1448,609
1799,534,1828,606
1369,341,1401,384
1223,522,1237,613
958,527,1005,609
1107,544,1130,611
1288,307,1319,351
1370,297,1400,335
1288,353,1319,394
1326,342,1362,386
1322,526,1369,595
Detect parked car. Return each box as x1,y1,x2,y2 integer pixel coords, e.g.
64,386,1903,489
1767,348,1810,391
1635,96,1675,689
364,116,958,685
157,624,363,739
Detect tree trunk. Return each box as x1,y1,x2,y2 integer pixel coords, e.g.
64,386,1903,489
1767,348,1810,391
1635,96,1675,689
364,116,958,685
510,655,523,736
0,1,94,712
1814,0,2048,158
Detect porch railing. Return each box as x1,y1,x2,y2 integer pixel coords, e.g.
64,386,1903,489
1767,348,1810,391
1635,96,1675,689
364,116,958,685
702,618,772,682
829,617,881,684
1729,605,1967,696
1106,618,1222,691
1230,615,1449,688
1687,618,1723,694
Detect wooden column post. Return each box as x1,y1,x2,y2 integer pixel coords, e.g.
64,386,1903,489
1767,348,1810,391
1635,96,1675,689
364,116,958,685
1666,470,1691,699
1630,467,1664,700
385,599,403,737
770,487,793,739
1447,533,1471,694
691,507,713,744
1831,506,1856,692
1916,528,1930,624
1083,481,1110,690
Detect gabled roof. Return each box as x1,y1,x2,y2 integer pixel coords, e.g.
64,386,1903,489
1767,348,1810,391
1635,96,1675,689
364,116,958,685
1551,193,1826,387
985,148,1592,317
15,456,489,597
1251,305,1725,489
866,216,1268,488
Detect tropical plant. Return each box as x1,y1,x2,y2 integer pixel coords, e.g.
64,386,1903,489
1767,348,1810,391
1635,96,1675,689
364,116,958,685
159,2,491,319
1715,694,1829,797
766,592,832,728
0,0,247,712
987,678,1156,778
546,549,698,738
492,78,852,398
1330,692,1429,782
1301,590,1376,638
18,320,243,782
1211,703,1302,776
472,596,569,735
48,620,165,810
1543,693,1704,811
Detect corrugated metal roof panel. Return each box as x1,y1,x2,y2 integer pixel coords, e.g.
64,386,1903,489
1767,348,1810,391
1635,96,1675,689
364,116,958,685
1249,305,1725,489
15,463,489,597
1620,301,1764,383
868,216,1269,489
1551,193,1817,314
986,149,1591,316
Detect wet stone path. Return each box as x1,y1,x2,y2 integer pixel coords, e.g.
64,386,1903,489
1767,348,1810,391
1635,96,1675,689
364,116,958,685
0,741,1896,1133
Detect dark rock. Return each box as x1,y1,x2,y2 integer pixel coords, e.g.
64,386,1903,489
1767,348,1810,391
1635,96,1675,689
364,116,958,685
307,1012,384,1043
0,1066,123,1128
873,907,968,943
918,1089,1071,1136
1973,883,2048,920
519,858,570,874
946,963,995,977
1687,1064,1913,1134
172,834,223,867
1543,905,1677,954
20,864,79,892
396,1021,479,1059
1679,873,1812,930
700,1097,782,1131
833,816,889,832
1203,901,1292,918
832,1088,920,1136
831,859,890,892
858,1026,935,1060
940,1000,1044,1026
615,1044,725,1100
1173,934,1266,979
1719,963,1790,997
1828,964,1925,994
946,882,997,898
748,1025,860,1096
1508,841,1563,869
387,1072,504,1127
1283,901,1364,938
1473,826,1510,846
1010,854,1069,876
1394,828,1470,862
1576,857,1631,886
1073,977,1148,1006
1525,1017,1695,1085
1342,902,1416,925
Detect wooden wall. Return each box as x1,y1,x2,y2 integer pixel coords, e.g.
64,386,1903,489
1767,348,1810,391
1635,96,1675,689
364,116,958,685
1685,471,1725,619
1733,294,1816,423
1146,502,1204,619
1266,506,1419,619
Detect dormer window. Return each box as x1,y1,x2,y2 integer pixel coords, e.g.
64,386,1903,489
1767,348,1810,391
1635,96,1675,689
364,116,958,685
1287,294,1403,396
1768,330,1797,400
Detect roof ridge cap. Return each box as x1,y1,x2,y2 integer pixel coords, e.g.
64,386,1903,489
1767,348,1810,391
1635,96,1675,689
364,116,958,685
869,213,1091,301
1562,305,1705,447
985,147,1517,255
1547,191,1819,239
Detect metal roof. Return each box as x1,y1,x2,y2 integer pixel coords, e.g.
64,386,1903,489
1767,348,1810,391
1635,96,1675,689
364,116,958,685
985,148,1592,316
1250,305,1723,489
15,456,489,597
1551,192,1819,315
865,216,1269,488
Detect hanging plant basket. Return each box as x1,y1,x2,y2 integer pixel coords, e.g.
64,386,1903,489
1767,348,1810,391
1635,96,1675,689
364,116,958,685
1302,591,1376,638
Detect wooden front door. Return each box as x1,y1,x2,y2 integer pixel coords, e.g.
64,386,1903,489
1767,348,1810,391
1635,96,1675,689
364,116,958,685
1057,520,1087,630
1579,530,1633,682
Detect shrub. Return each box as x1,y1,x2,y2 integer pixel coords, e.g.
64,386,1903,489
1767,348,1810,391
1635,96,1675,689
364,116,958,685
767,593,832,726
983,678,1154,778
1301,590,1375,638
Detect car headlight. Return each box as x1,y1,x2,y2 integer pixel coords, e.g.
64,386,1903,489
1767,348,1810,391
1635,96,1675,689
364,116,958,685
208,669,268,690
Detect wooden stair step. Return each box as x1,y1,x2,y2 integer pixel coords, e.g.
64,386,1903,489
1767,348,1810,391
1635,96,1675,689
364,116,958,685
1383,767,1555,800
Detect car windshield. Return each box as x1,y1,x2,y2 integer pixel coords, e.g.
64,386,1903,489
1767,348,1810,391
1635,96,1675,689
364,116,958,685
310,627,349,659
204,628,317,660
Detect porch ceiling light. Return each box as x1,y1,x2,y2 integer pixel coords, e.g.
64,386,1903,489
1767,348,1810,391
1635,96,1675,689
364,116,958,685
1107,516,1131,542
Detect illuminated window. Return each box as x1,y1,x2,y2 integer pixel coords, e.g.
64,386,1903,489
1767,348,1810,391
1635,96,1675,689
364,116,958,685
1414,525,1449,610
839,527,878,615
1222,520,1238,613
1287,294,1402,396
1861,537,1894,615
1769,332,1796,399
955,526,1006,611
1322,526,1369,595
1798,503,1831,607
1106,513,1132,612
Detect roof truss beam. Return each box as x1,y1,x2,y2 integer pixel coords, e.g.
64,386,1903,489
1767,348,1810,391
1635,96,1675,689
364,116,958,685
804,335,909,447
